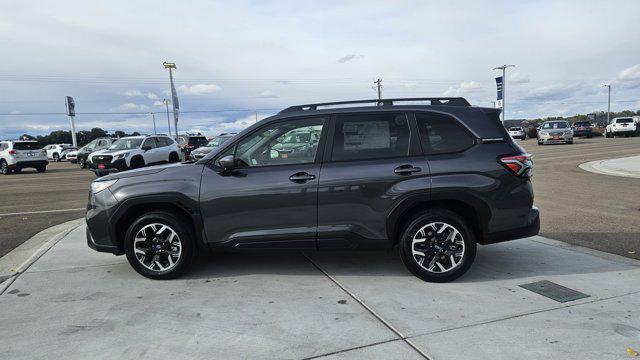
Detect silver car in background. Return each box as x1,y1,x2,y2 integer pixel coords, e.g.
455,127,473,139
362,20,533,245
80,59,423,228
189,133,236,160
537,120,573,145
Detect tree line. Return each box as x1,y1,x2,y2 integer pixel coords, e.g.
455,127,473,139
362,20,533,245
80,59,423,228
20,128,141,147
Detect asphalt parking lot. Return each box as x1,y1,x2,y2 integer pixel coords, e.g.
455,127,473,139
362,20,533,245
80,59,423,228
0,136,639,259
0,162,94,257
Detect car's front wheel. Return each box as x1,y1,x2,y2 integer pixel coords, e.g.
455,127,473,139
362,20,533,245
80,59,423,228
53,153,60,162
124,211,196,279
79,157,86,168
399,209,476,283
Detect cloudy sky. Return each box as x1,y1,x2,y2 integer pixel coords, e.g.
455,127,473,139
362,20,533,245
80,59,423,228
1,0,640,139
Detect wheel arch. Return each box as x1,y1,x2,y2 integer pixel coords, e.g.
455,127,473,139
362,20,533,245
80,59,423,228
110,195,206,255
387,195,489,246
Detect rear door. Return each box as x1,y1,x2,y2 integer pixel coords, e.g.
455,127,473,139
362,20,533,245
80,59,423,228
317,112,428,249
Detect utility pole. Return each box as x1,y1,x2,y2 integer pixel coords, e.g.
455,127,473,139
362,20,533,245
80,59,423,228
163,62,179,139
65,96,78,147
163,99,172,137
373,78,382,100
255,111,258,123
150,112,157,134
493,64,515,123
602,83,611,124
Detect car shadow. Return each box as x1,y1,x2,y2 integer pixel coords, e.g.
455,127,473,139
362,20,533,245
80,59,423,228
183,237,636,283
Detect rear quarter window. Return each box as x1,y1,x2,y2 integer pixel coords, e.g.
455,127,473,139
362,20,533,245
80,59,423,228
415,112,475,155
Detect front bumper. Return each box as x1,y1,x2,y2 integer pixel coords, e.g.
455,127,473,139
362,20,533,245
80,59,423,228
538,133,573,143
89,158,128,174
86,188,121,254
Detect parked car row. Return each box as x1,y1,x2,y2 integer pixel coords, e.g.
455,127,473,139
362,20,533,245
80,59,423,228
506,117,638,145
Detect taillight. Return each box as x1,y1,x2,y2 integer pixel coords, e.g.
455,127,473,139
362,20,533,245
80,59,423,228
499,154,532,177
8,150,16,155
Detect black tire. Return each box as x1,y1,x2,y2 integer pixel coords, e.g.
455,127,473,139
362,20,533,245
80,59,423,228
0,160,11,175
53,153,60,162
36,166,46,173
169,152,180,163
124,211,196,280
537,141,543,146
130,156,145,169
79,157,86,168
567,140,573,144
399,209,476,283
14,167,22,174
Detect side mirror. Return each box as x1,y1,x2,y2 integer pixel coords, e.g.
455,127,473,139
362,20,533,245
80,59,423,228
142,146,151,152
218,155,236,171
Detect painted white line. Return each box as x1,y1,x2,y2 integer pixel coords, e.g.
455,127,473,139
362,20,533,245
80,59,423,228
0,208,85,217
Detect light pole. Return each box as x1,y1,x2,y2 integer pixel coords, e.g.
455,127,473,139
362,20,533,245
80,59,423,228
163,62,179,139
493,64,515,124
150,112,157,134
163,99,172,137
602,83,611,125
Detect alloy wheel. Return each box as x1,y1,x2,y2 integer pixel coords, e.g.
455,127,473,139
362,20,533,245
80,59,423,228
133,223,182,272
411,222,465,273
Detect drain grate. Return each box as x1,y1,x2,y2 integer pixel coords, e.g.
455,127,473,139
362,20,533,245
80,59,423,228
519,280,590,303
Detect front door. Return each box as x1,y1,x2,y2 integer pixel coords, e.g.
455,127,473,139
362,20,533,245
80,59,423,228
200,116,327,249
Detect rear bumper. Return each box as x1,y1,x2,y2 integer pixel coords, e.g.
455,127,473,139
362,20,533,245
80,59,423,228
482,206,540,245
8,160,48,169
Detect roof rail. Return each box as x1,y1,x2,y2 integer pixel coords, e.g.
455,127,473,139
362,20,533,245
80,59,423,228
278,97,470,114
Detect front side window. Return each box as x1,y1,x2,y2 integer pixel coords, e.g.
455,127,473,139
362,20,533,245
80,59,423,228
331,113,410,161
142,138,157,149
416,112,475,155
232,117,325,167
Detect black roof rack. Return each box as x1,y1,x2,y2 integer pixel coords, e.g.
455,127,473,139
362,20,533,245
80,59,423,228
279,97,470,114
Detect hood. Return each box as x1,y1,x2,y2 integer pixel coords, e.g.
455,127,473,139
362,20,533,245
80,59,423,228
99,162,189,181
192,146,215,154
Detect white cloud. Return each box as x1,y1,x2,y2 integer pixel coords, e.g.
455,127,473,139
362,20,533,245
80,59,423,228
153,100,165,107
116,103,149,111
522,83,579,101
123,89,143,97
177,84,221,95
615,64,640,88
443,81,482,96
510,73,530,85
146,92,158,100
257,90,278,98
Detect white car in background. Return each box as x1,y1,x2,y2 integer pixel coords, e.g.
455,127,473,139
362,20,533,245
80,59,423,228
65,149,79,163
0,140,48,174
605,117,637,138
43,144,75,162
88,135,182,176
508,127,526,140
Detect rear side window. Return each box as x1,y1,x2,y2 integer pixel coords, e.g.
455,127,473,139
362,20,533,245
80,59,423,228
189,137,208,146
331,113,410,161
416,112,475,155
13,142,40,150
156,137,171,147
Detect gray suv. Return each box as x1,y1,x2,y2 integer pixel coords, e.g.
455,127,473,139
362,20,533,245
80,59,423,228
86,98,539,282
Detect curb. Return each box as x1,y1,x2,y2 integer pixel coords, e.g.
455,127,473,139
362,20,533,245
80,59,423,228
531,235,640,267
579,155,640,179
0,218,84,295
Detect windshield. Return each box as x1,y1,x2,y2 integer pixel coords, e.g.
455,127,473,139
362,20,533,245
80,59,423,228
574,122,589,127
616,118,633,124
13,142,40,150
542,122,568,129
108,138,143,150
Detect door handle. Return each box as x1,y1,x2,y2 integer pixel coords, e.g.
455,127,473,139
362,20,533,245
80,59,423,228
289,172,316,183
394,165,422,175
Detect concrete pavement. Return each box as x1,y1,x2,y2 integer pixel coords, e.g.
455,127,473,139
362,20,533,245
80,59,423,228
1,224,639,359
580,154,640,179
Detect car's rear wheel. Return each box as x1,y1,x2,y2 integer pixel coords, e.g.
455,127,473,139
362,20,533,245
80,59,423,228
1,160,11,175
53,153,60,162
124,211,195,279
36,166,46,173
399,209,476,283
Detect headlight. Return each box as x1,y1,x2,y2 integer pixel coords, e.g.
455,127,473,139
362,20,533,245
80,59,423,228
91,179,117,194
114,152,131,160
